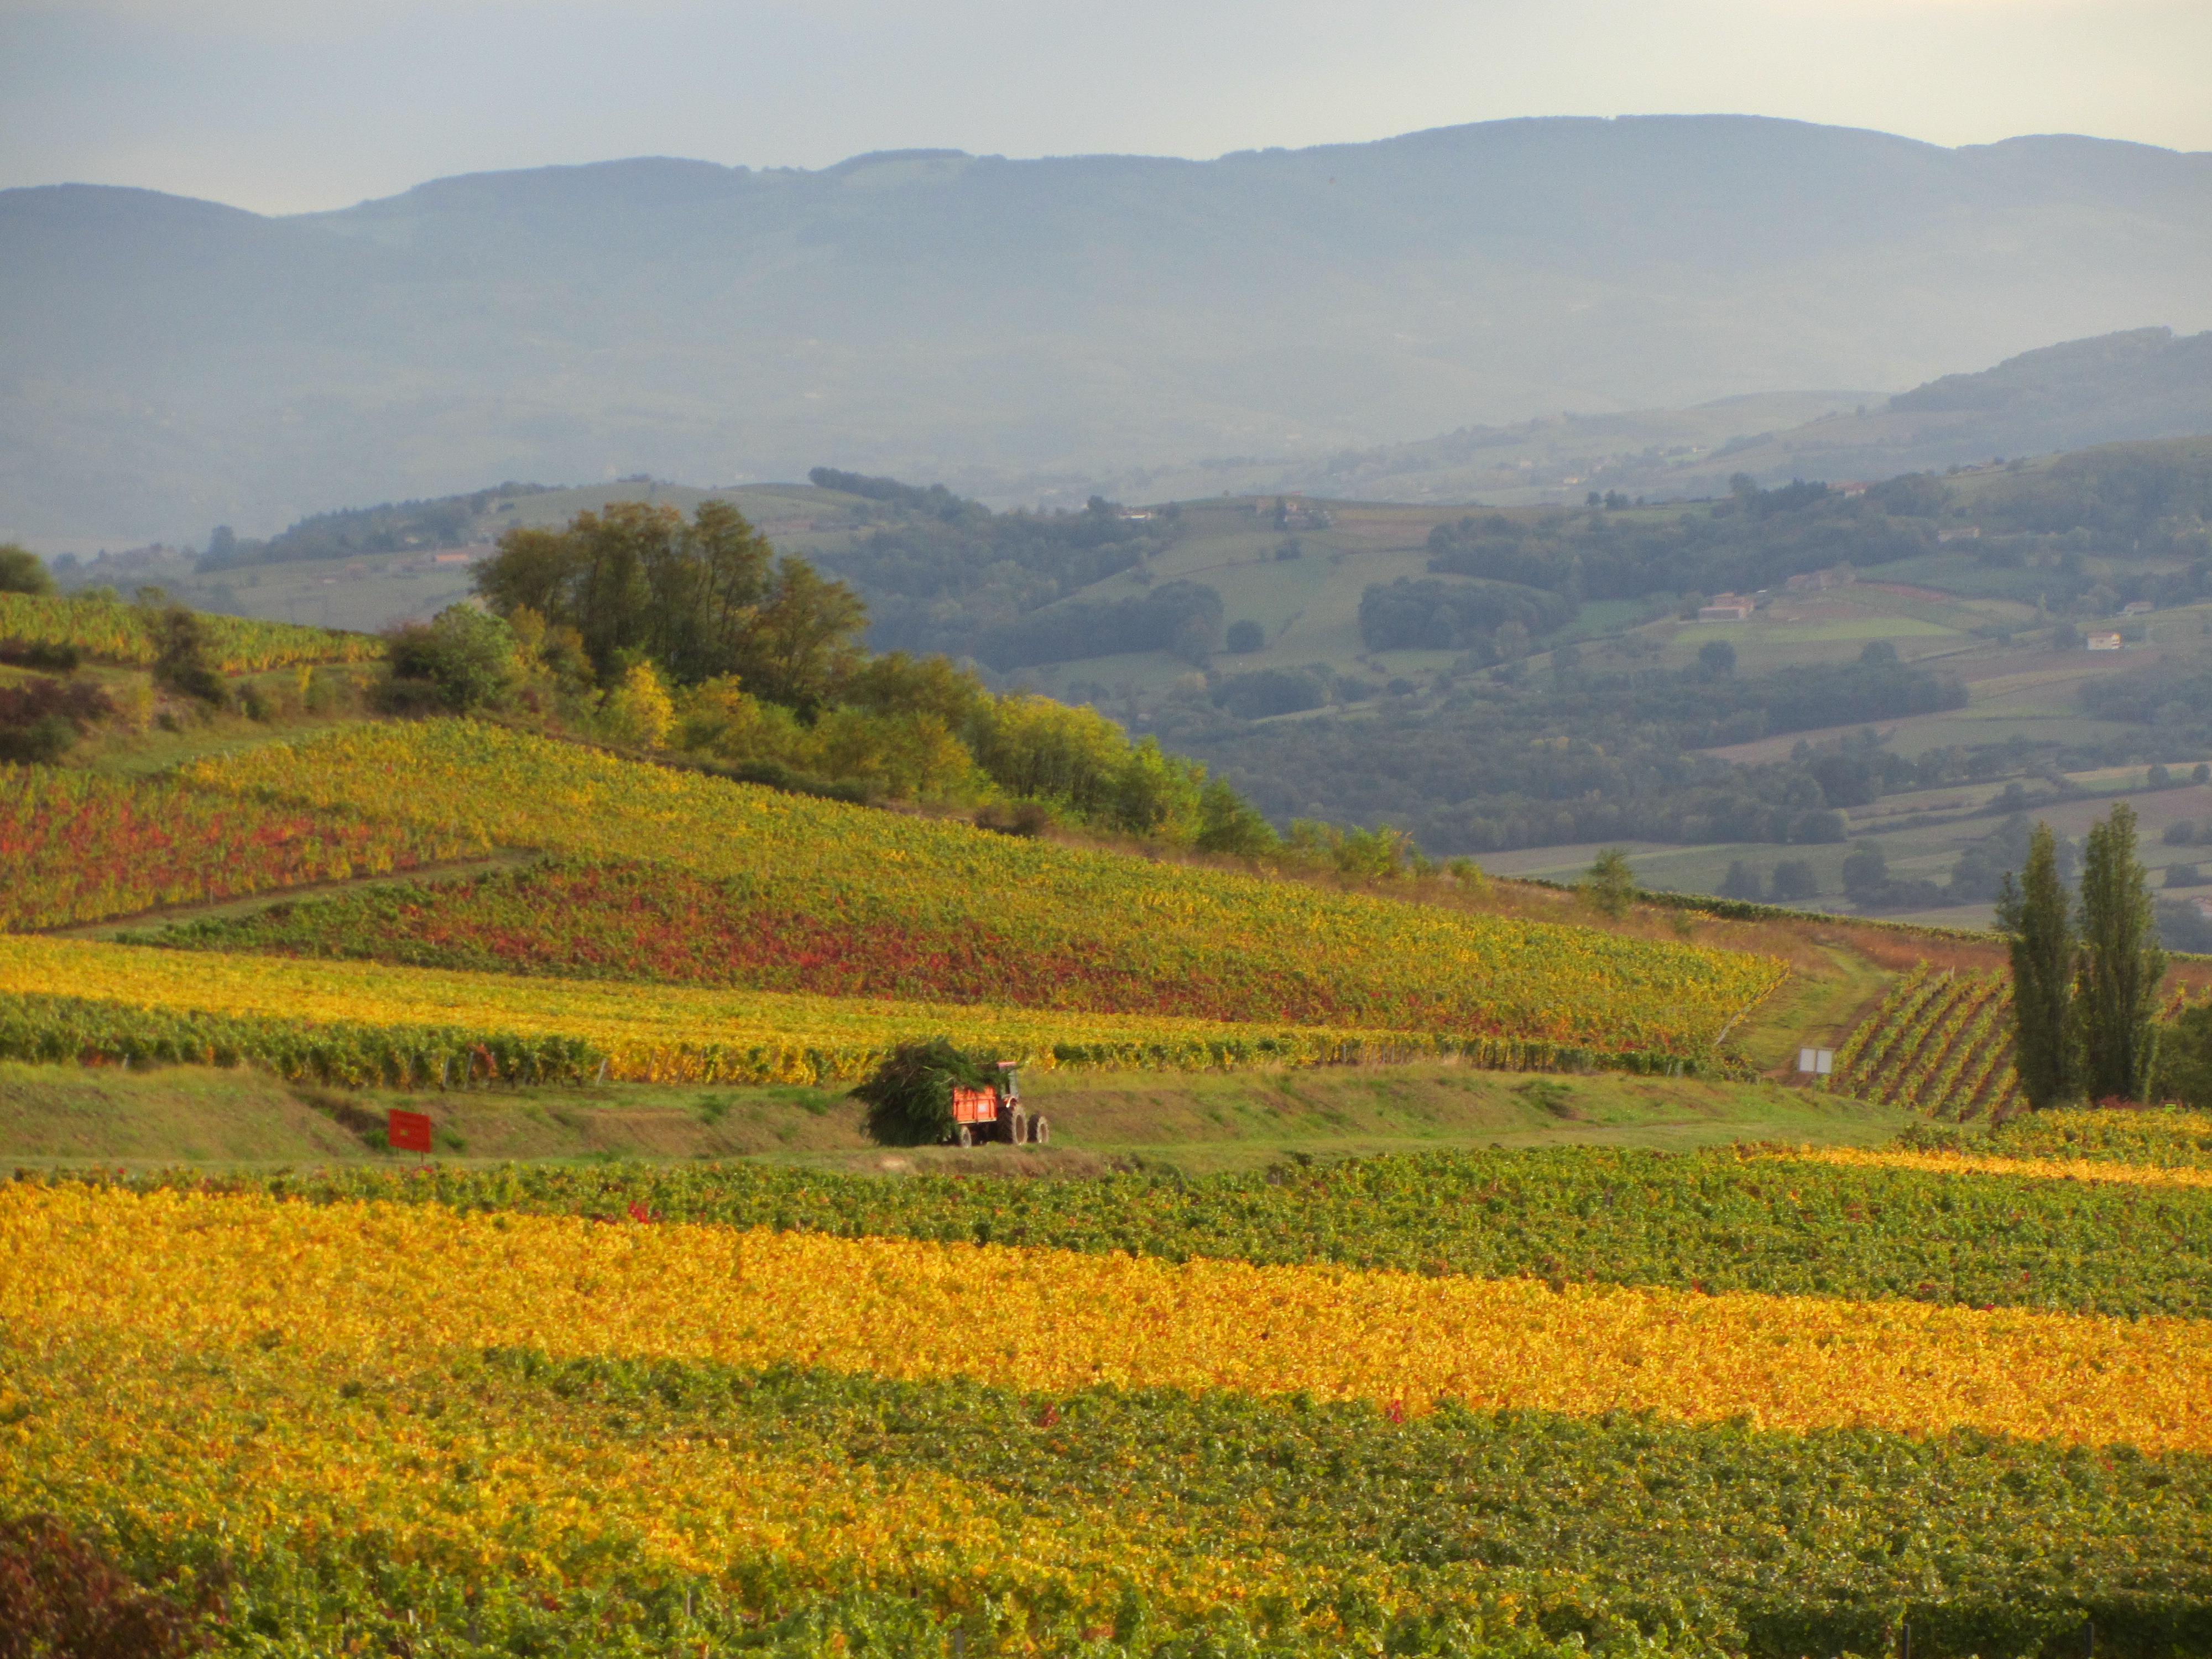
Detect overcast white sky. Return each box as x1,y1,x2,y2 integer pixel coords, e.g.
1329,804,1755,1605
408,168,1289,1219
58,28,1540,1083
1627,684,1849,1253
3,0,2206,215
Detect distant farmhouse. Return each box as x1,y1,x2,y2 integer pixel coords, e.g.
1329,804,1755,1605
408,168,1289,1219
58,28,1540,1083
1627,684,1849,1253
1783,565,1854,594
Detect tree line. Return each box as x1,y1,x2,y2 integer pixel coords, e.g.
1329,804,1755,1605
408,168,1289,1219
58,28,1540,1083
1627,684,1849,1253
387,500,1291,860
803,471,1187,663
2001,805,2168,1108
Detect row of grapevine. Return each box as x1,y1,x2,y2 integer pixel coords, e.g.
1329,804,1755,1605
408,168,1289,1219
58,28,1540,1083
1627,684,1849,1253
1835,966,2021,1120
0,938,1731,1088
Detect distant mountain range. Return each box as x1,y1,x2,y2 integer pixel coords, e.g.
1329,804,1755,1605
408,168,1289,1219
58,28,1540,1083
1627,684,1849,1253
3,114,2209,544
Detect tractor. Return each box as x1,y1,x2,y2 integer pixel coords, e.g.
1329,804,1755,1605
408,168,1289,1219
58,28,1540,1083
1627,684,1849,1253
947,1060,1048,1147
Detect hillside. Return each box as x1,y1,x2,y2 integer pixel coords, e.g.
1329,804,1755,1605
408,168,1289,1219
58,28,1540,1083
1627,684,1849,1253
13,578,2212,1656
6,117,2210,545
95,434,2212,928
1125,327,2212,509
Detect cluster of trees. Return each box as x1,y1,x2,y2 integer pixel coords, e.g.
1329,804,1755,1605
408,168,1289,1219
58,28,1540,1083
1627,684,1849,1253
804,471,1183,662
1152,642,1968,854
195,484,554,571
471,500,863,712
1718,858,1820,903
389,500,1284,857
1357,576,1575,656
1422,473,1944,614
1999,794,2212,1111
0,544,52,596
1971,437,2212,546
978,581,1222,670
2000,806,2167,1108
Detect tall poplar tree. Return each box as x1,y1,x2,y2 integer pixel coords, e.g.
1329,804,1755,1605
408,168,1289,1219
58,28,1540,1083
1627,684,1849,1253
1996,821,2080,1110
2075,801,2166,1103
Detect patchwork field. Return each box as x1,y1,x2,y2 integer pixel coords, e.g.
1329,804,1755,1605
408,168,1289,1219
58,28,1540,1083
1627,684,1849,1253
13,584,2212,1651
7,1115,2211,1655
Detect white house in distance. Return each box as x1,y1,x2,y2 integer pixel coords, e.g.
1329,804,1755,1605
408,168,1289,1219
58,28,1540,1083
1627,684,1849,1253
2086,632,2124,650
1698,593,1755,621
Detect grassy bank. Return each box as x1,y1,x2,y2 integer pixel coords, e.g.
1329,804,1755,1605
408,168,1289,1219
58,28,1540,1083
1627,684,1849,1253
0,1058,1915,1177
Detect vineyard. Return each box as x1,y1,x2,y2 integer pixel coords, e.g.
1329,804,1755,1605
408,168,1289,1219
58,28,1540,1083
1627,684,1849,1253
6,1144,2211,1657
1831,964,2023,1119
0,936,1704,1087
0,766,478,930
0,591,381,672
167,720,1788,1054
17,573,2212,1658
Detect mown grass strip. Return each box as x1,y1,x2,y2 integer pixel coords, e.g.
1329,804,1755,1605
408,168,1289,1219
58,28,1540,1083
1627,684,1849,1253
7,1184,2208,1452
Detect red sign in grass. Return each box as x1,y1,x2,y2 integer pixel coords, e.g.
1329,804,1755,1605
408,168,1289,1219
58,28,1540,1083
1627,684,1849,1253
387,1109,433,1154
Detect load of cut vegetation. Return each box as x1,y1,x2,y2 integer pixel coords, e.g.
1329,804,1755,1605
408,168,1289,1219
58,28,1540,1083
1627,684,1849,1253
851,1038,1001,1146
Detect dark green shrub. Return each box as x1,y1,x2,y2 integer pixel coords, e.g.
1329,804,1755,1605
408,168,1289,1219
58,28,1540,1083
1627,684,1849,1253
383,604,517,713
0,545,54,596
147,603,226,705
0,713,75,764
973,801,1053,837
0,674,113,763
0,641,80,672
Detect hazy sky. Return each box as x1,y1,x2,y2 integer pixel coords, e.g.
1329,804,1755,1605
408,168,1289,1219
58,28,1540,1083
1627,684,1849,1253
4,0,2206,215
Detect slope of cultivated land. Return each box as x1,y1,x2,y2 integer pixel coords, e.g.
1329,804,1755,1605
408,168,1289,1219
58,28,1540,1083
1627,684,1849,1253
134,1138,2212,1319
1829,964,2023,1119
7,935,1584,1088
175,720,1787,1057
0,765,482,930
5,1152,2209,1656
0,591,379,671
1980,1104,2212,1168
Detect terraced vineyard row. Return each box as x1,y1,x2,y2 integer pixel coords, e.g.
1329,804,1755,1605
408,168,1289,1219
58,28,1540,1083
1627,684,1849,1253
1833,964,2022,1119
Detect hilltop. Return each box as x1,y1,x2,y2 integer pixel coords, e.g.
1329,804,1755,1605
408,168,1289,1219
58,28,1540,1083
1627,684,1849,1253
5,117,2209,544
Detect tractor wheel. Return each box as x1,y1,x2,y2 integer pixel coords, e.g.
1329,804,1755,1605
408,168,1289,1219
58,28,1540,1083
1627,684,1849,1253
1008,1107,1028,1145
1031,1117,1050,1146
955,1124,973,1148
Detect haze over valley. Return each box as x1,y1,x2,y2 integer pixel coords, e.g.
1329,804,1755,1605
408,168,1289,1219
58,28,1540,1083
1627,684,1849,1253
6,115,2209,546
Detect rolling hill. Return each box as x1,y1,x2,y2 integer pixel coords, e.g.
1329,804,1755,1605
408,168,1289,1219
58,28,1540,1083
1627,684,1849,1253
5,117,2209,545
1114,327,2212,508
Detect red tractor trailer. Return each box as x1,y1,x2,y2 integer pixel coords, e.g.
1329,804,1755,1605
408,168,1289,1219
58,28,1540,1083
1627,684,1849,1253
947,1061,1047,1147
